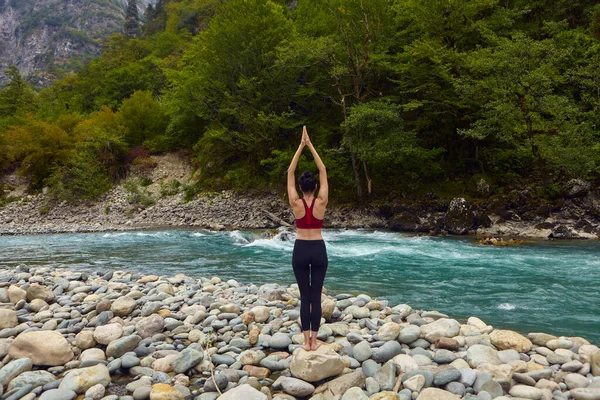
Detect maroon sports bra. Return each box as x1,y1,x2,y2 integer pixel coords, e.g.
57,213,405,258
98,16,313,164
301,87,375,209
296,198,324,229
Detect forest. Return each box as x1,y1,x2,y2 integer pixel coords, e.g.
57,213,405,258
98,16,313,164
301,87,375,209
1,0,599,203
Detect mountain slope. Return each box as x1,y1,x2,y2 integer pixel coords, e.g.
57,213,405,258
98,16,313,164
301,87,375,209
0,0,155,87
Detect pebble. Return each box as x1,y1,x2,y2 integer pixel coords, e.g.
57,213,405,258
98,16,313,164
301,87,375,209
0,265,594,400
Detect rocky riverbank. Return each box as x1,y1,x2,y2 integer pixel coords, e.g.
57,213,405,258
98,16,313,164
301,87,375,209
1,153,598,239
0,265,598,400
1,186,599,239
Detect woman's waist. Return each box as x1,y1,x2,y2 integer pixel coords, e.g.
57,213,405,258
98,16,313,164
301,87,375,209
295,229,323,241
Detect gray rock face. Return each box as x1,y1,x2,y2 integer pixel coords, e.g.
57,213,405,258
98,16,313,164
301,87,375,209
0,0,156,88
444,198,476,234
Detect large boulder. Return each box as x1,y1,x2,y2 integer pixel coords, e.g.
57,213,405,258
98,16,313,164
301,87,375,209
290,346,345,382
466,344,501,368
26,284,55,303
0,309,18,330
9,331,74,366
94,323,123,345
490,330,532,353
420,318,460,342
59,364,111,394
564,179,591,198
313,370,366,398
377,322,402,341
111,296,137,317
136,314,165,339
443,198,475,235
7,286,27,304
389,212,421,232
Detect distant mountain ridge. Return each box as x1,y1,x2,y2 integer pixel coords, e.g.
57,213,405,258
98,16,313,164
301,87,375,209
0,0,156,87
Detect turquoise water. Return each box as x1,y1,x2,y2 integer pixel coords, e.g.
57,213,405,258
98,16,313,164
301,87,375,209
0,229,598,345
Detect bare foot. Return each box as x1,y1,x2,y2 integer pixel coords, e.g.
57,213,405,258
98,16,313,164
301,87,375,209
301,342,311,351
310,340,322,351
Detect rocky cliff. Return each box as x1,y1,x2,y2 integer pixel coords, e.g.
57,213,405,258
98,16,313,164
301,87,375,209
0,0,156,87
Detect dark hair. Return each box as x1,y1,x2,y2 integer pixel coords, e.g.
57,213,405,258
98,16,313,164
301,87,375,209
299,171,317,193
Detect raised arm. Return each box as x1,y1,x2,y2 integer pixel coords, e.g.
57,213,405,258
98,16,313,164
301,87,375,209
287,134,305,206
304,127,328,205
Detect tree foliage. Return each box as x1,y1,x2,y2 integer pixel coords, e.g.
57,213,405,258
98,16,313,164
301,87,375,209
0,0,599,200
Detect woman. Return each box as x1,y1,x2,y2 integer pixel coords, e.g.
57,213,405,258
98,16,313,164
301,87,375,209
287,125,328,351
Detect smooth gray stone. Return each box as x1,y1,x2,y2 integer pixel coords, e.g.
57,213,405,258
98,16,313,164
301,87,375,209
152,371,171,384
445,381,466,397
371,340,402,363
198,393,220,400
132,386,151,400
460,369,477,386
259,358,285,371
410,348,432,359
270,333,292,349
406,314,427,326
7,370,55,390
402,370,434,388
107,358,122,374
513,372,537,386
478,391,492,400
79,360,108,368
42,380,61,391
229,338,250,349
399,389,412,400
527,369,553,381
129,367,155,378
0,358,33,387
4,384,33,400
287,310,300,320
106,335,142,358
212,354,236,366
203,374,228,392
361,360,381,378
353,341,373,362
134,342,154,358
433,369,462,386
121,353,141,369
398,325,421,343
473,372,492,393
373,360,396,391
365,376,380,395
434,349,457,364
408,338,430,348
480,380,504,398
39,389,77,400
347,332,363,344
172,348,204,373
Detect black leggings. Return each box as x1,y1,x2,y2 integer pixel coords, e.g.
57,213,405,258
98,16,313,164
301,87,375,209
292,239,328,332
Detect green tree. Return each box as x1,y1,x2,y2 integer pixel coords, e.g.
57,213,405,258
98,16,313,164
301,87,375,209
119,90,169,148
290,0,398,198
125,0,141,38
0,66,37,117
341,100,442,189
166,0,297,186
457,33,577,180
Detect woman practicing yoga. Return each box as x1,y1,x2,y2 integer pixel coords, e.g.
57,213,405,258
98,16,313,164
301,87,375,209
287,125,328,351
